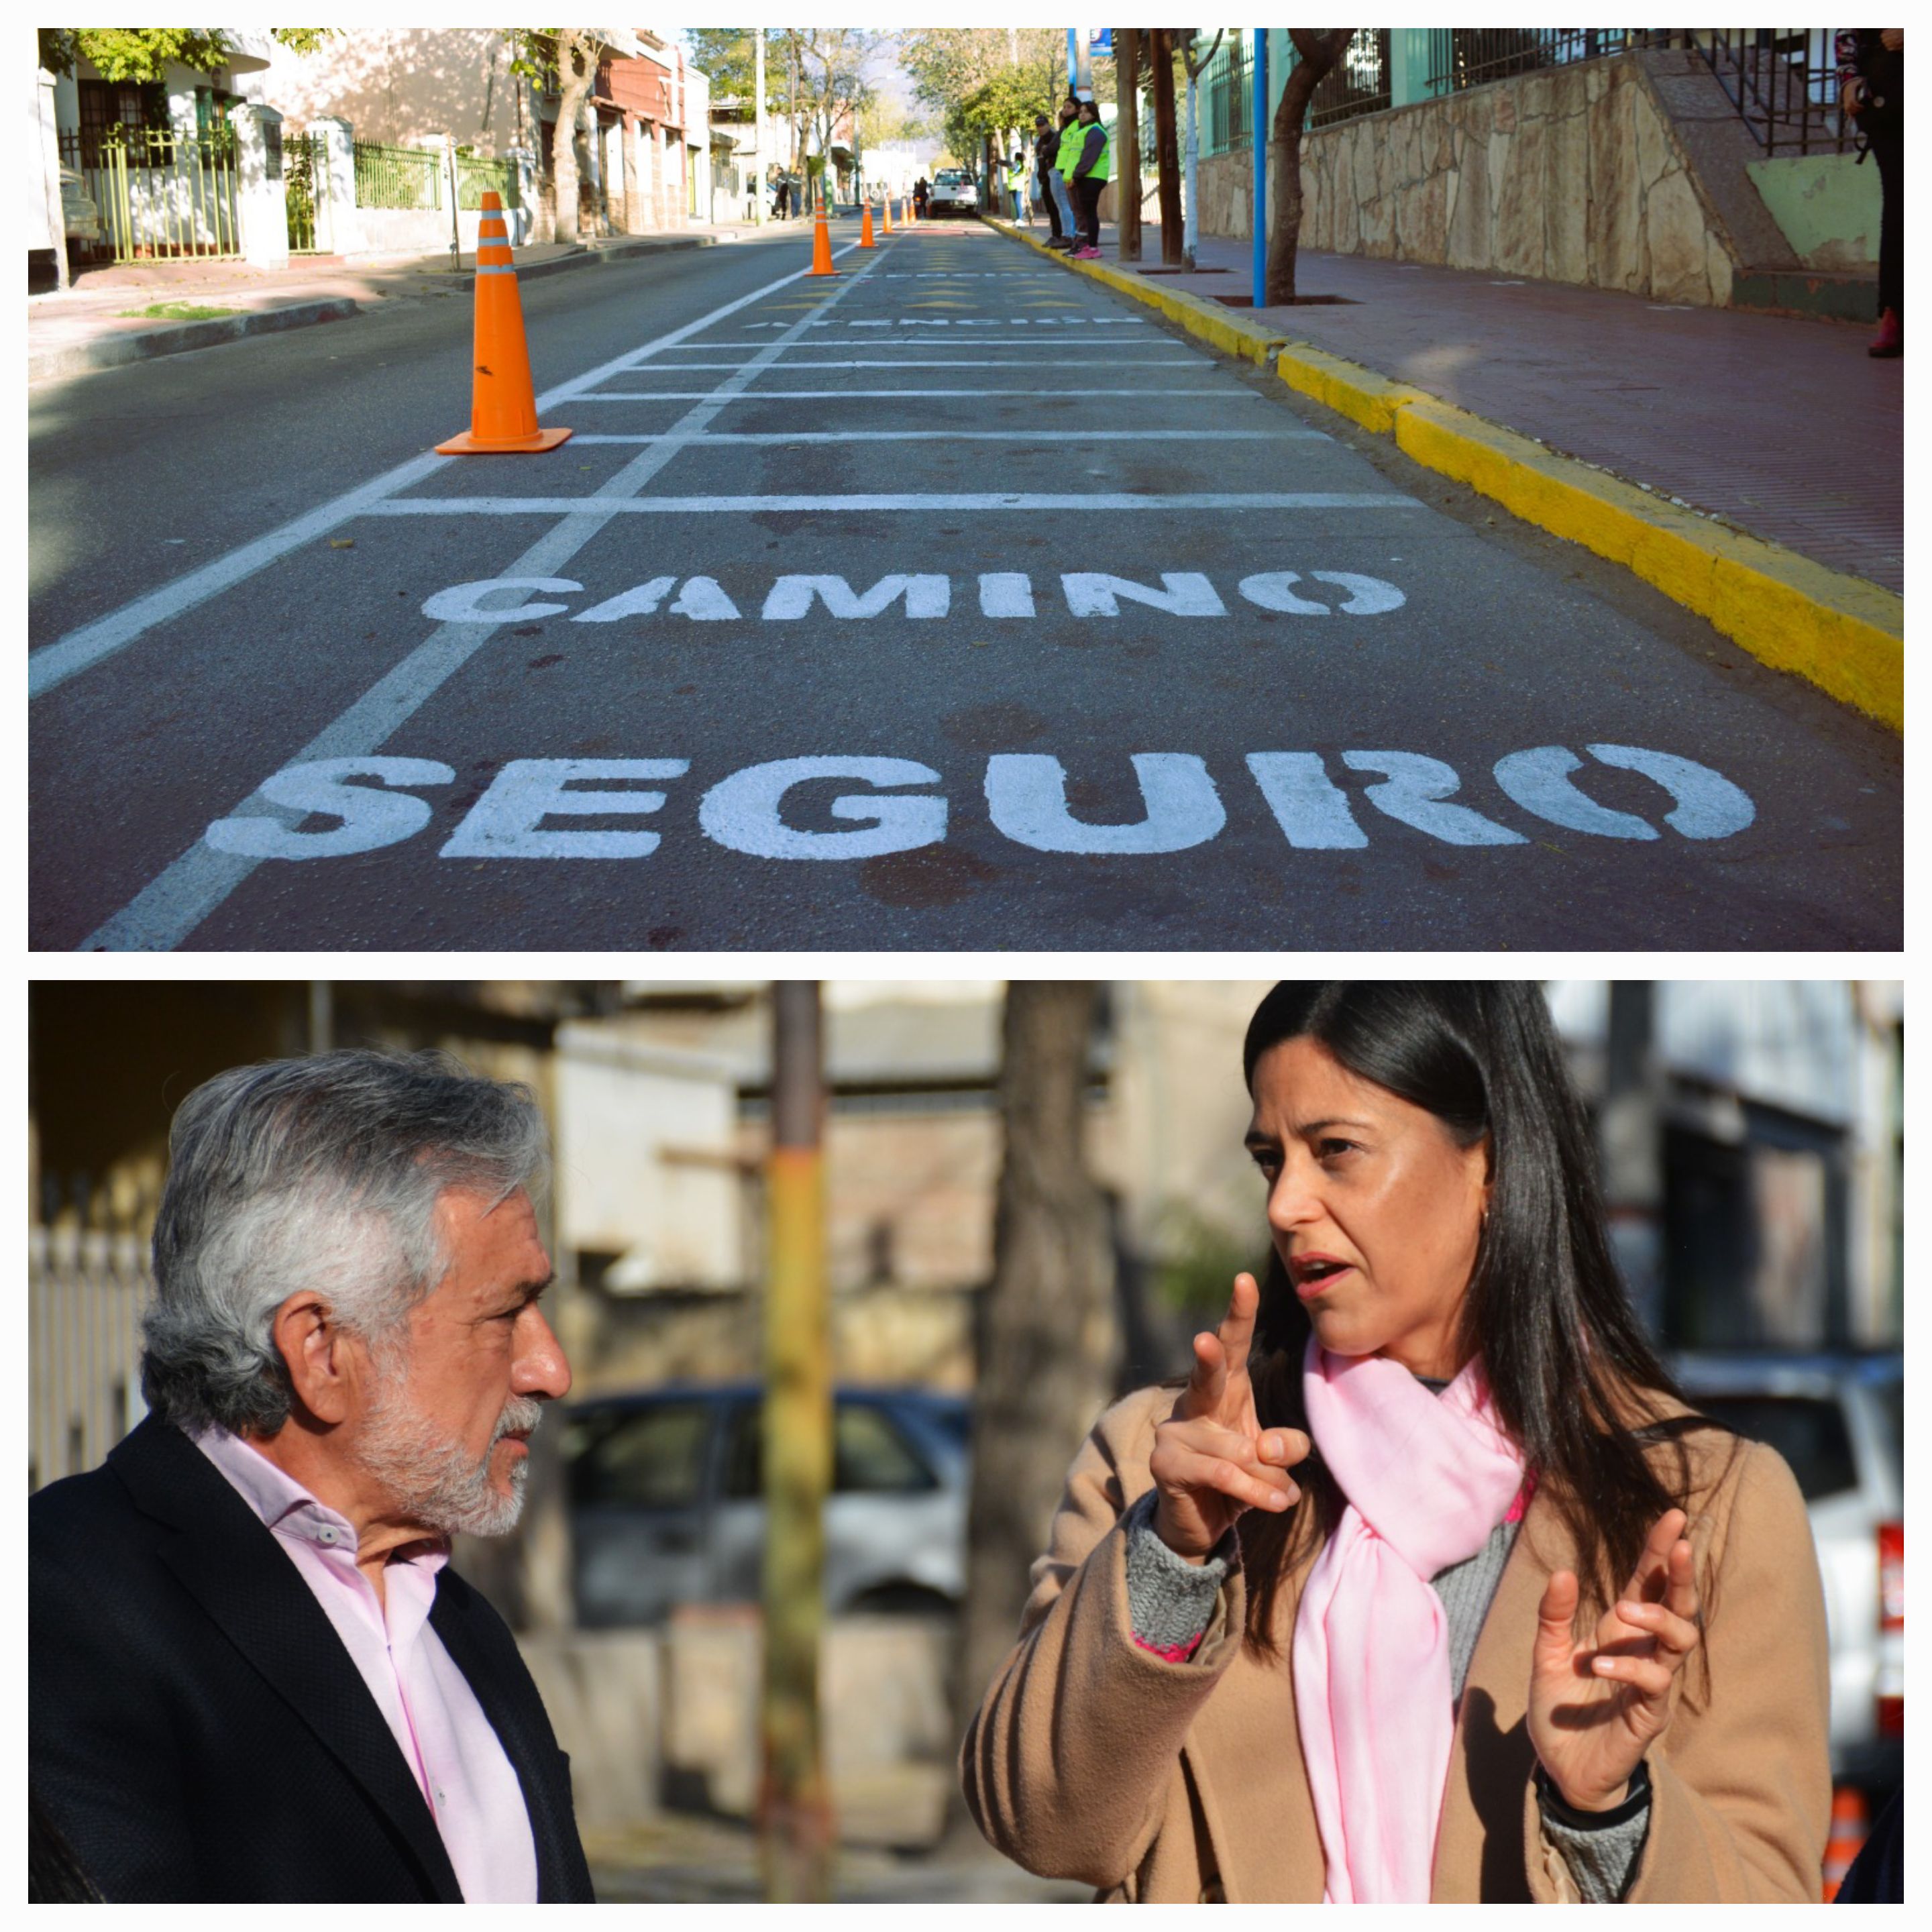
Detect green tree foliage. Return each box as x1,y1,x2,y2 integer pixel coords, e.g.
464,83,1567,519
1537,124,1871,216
39,28,332,82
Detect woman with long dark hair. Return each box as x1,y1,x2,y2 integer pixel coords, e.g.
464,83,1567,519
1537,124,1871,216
962,983,1830,1902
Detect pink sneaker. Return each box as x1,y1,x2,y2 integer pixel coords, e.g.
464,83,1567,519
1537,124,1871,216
1073,246,1100,260
1869,307,1902,358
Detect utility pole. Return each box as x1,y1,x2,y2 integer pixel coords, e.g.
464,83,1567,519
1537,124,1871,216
1116,29,1141,261
753,30,767,225
757,980,834,1902
1251,29,1267,307
1601,981,1665,1340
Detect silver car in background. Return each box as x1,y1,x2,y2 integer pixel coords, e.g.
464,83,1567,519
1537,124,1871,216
1671,1352,1903,1794
564,1383,970,1627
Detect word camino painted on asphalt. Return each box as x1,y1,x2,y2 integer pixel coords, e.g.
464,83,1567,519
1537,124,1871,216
206,745,1755,864
423,572,1407,623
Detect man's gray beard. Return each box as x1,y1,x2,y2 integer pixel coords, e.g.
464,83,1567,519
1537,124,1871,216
360,1369,544,1540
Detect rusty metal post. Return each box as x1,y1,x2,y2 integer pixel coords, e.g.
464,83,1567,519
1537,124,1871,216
757,980,834,1901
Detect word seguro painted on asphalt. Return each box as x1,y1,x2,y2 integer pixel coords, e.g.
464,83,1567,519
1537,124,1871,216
204,745,1755,863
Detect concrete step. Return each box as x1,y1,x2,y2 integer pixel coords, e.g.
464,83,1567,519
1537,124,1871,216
1731,266,1880,323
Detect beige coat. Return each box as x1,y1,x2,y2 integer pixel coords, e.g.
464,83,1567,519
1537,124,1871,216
961,1383,1831,1902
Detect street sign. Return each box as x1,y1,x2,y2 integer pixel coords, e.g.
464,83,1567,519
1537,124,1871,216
1088,28,1113,57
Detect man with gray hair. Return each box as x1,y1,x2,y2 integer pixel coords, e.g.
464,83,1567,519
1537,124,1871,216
30,1050,594,1902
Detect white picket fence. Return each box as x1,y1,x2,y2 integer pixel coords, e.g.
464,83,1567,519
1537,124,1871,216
29,1229,150,1491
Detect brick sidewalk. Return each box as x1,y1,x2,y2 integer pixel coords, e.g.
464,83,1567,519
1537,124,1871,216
1070,221,1902,592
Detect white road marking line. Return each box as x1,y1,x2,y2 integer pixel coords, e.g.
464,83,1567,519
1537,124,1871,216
567,428,1330,443
30,242,865,700
571,388,1245,400
631,358,1208,369
77,256,885,951
370,492,1421,515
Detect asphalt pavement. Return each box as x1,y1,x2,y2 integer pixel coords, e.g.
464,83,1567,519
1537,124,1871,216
28,218,1901,951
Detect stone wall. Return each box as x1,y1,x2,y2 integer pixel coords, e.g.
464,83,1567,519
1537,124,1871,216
1187,52,1750,307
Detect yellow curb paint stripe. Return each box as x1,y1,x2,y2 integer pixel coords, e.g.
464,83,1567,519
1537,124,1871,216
980,214,1902,733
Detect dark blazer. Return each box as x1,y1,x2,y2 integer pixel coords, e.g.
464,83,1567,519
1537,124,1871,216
30,1415,595,1903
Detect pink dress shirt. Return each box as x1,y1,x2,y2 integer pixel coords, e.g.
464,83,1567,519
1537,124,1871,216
193,1426,539,1903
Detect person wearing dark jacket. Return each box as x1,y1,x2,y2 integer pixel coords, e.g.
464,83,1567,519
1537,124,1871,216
30,1049,595,1904
1837,28,1902,356
1032,114,1063,244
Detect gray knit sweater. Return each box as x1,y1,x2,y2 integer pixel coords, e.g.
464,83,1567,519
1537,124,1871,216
1123,1412,1650,1900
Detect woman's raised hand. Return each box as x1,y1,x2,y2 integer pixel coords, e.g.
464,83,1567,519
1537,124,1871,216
1148,1272,1309,1562
1527,1509,1703,1812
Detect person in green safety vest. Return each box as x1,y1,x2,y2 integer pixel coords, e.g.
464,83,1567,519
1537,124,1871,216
1066,98,1110,258
1006,151,1031,224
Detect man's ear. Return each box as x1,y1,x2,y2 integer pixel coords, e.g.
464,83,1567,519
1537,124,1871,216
271,1292,358,1426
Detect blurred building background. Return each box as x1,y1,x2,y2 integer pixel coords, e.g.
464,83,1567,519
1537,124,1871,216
27,978,1903,1895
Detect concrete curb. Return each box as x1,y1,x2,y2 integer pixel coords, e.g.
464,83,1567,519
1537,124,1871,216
506,233,721,283
983,215,1903,732
28,296,360,383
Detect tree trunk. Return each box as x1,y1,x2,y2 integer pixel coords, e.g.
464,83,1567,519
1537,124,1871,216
1265,29,1351,306
1151,30,1183,266
1183,32,1222,273
947,981,1116,1841
551,31,596,245
1116,29,1141,261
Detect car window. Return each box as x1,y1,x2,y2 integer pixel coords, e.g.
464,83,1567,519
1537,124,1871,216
1684,1395,1860,1501
719,1399,938,1499
837,1403,937,1494
567,1401,712,1509
1870,1377,1903,1491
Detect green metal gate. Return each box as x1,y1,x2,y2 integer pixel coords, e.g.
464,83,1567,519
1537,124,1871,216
285,129,331,252
91,125,241,262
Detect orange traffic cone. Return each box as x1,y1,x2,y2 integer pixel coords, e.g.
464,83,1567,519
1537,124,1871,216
881,196,894,236
1823,1786,1869,1900
859,200,875,248
436,192,570,455
809,196,837,276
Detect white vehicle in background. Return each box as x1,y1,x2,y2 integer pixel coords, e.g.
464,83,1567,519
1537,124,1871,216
1670,1352,1903,1798
926,168,979,217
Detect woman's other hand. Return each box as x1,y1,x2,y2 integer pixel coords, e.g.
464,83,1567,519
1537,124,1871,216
1527,1509,1703,1811
1148,1272,1309,1562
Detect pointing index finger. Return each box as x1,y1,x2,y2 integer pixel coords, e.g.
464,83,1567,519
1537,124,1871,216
1217,1273,1259,1390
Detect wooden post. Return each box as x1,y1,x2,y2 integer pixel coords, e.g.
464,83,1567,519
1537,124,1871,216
757,980,834,1903
1116,29,1142,261
1151,29,1183,265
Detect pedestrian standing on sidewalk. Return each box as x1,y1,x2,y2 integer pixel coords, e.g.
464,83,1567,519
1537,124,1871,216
1066,99,1110,259
1032,114,1065,247
1008,152,1031,223
962,983,1832,1903
1046,99,1082,251
774,172,791,221
1837,28,1902,356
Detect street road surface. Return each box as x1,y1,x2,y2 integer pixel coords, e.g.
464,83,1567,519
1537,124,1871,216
29,221,1900,950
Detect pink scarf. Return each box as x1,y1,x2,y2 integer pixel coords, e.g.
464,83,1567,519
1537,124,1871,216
1291,1340,1528,1902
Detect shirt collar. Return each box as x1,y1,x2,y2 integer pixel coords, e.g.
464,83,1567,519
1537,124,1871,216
192,1423,448,1579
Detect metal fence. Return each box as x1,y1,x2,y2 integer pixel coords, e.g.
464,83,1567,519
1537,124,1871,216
30,1228,151,1493
1202,34,1252,156
1429,28,1645,93
59,125,241,263
354,138,442,211
1697,29,1853,155
1310,29,1393,129
284,127,331,252
457,152,521,211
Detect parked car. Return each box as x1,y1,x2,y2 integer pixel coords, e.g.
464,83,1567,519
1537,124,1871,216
59,166,101,244
563,1383,970,1627
1670,1352,1902,1793
926,167,979,217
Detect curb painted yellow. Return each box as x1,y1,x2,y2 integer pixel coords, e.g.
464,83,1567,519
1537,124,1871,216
983,214,1903,731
